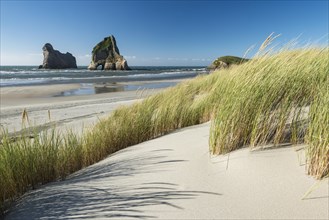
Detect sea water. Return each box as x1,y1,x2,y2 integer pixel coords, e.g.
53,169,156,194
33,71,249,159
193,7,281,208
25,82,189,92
0,66,208,87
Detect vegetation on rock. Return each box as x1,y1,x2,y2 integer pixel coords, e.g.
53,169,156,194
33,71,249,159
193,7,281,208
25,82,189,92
88,35,129,70
92,36,117,54
211,56,249,67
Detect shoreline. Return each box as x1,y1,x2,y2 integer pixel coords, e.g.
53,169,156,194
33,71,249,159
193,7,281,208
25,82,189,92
0,79,183,106
0,79,183,137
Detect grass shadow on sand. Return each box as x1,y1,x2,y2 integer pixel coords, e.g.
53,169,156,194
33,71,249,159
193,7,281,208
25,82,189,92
5,148,221,219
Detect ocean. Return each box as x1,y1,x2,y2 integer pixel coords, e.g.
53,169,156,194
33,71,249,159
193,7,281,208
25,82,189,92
0,66,208,87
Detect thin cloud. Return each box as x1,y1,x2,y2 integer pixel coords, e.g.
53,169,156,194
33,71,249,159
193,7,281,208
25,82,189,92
124,55,136,59
77,54,91,59
27,53,42,56
167,57,211,62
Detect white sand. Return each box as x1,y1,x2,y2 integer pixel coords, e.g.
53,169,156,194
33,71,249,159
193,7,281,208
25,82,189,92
5,123,328,219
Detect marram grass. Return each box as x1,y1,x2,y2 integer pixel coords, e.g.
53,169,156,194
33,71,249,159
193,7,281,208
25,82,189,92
0,47,328,216
306,81,329,178
209,48,328,180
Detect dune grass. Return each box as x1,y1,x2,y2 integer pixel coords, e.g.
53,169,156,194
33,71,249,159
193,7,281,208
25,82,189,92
210,49,326,148
0,46,328,215
209,48,328,179
306,81,329,177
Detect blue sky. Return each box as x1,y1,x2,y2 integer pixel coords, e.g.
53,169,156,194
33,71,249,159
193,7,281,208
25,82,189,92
0,0,328,66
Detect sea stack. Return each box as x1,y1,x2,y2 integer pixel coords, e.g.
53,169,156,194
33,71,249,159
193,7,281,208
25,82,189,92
88,35,130,70
39,43,77,69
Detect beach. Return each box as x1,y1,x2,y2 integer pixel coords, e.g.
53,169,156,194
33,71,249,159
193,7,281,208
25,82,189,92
0,81,177,137
0,66,205,135
2,0,328,218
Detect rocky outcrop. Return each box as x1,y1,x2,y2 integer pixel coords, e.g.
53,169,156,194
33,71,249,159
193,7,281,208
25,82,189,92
39,43,77,69
208,56,249,72
88,35,130,70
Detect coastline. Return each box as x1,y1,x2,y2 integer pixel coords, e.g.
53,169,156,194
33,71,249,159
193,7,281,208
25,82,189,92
1,0,328,218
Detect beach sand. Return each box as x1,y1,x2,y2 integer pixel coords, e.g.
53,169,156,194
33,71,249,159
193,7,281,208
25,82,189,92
0,82,170,136
4,123,328,219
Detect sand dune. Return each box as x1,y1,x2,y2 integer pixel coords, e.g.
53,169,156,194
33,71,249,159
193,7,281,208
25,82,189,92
5,123,328,219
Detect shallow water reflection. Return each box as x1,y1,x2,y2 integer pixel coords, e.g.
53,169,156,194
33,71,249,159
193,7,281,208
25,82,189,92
56,81,178,97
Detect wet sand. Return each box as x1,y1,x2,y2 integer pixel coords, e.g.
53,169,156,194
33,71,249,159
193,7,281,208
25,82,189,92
0,81,175,136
